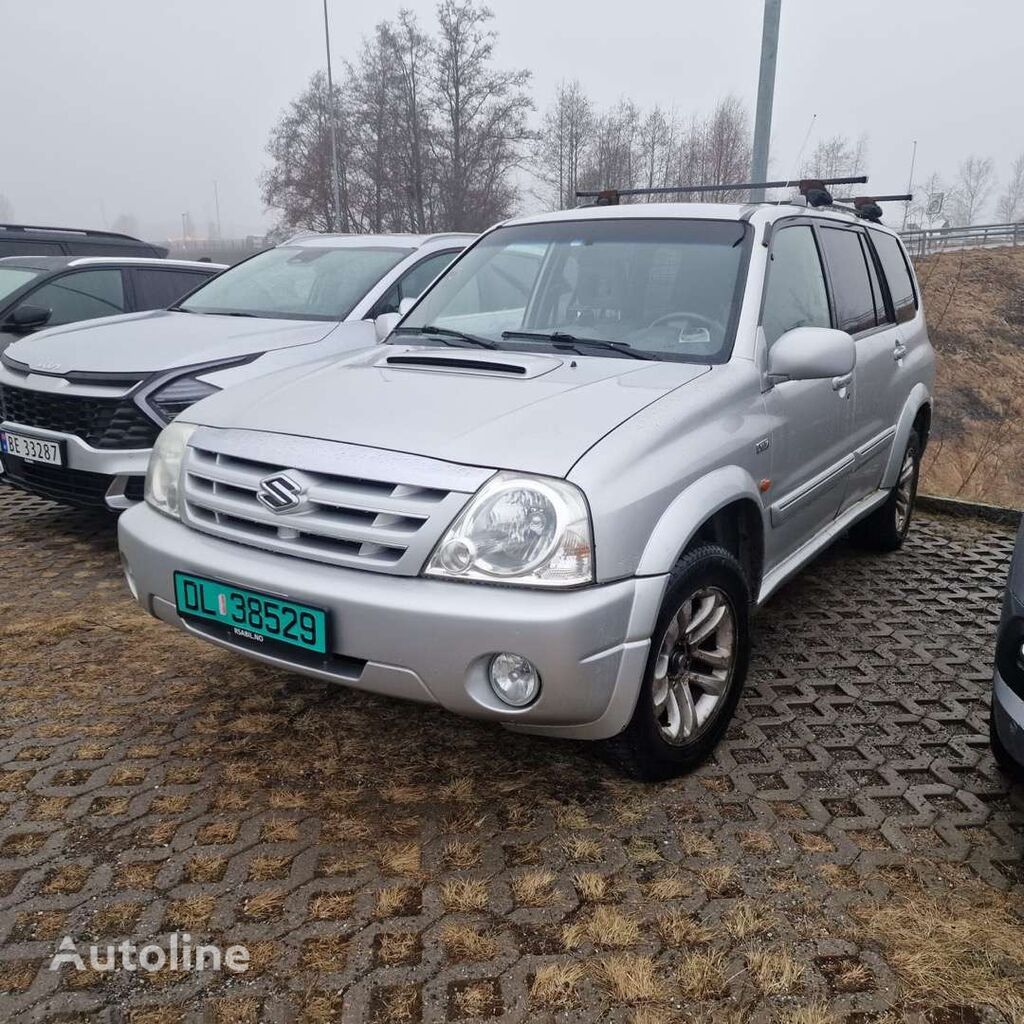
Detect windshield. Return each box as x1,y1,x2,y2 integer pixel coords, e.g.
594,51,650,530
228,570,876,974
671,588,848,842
395,219,751,361
0,267,44,305
180,245,412,321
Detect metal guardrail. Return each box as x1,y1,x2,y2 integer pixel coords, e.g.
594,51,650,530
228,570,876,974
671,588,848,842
900,221,1024,257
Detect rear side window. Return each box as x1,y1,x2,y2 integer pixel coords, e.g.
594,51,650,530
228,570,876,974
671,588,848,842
761,225,831,346
858,234,891,326
132,268,210,310
818,227,877,335
0,239,65,256
19,269,125,325
870,230,917,324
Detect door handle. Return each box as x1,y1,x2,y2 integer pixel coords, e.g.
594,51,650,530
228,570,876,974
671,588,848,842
893,341,907,361
831,371,854,392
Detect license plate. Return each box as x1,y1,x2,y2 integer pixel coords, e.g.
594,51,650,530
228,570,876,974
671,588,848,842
173,572,328,654
0,429,64,466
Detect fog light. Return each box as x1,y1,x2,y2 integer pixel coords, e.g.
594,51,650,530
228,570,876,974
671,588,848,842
488,653,540,707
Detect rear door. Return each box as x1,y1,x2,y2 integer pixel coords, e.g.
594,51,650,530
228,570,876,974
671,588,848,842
761,222,856,562
817,224,902,507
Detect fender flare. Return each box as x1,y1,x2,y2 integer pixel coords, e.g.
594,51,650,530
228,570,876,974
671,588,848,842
635,465,765,577
881,384,931,489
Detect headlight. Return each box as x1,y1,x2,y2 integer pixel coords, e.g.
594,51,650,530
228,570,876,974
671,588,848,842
425,472,593,587
148,375,221,424
145,422,196,519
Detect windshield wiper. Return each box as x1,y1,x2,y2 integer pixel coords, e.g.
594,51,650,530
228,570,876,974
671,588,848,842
394,325,498,349
500,330,655,360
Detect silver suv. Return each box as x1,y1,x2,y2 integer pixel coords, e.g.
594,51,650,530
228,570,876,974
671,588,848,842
118,197,934,778
0,233,470,509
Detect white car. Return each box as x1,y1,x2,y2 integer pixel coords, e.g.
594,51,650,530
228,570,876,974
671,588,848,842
0,232,472,509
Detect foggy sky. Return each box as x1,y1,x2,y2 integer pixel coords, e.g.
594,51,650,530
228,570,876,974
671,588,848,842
3,0,1020,242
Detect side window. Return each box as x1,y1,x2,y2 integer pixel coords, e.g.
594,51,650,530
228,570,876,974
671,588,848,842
818,227,877,335
870,230,918,324
761,225,831,346
132,268,209,310
17,269,125,325
369,251,459,318
0,239,65,257
858,234,892,326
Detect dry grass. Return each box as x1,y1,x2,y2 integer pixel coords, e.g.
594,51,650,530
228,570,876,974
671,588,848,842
440,923,500,961
657,909,714,946
244,889,286,920
300,934,349,973
574,871,610,901
511,868,559,906
308,892,354,920
564,905,641,949
745,944,806,995
442,840,480,868
723,902,775,940
374,885,417,918
677,948,729,999
166,894,216,930
43,863,91,894
679,830,718,857
376,932,418,965
593,953,670,1002
374,985,419,1023
775,1003,838,1024
699,865,738,897
249,854,291,881
531,962,586,1009
561,833,603,861
644,873,694,901
185,856,227,883
851,881,1024,1018
440,878,489,912
92,901,142,934
378,842,421,877
211,997,261,1024
453,982,495,1017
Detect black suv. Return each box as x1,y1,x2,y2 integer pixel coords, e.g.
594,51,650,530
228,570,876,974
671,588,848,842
0,256,224,349
0,223,168,259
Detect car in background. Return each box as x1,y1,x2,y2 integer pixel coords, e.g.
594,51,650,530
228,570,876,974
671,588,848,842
0,223,169,259
0,232,472,510
992,519,1024,779
0,256,225,350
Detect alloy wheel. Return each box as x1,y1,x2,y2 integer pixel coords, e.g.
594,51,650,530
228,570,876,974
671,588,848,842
895,447,916,534
652,586,737,746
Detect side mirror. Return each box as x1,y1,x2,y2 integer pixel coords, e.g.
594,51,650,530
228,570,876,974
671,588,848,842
398,296,416,315
8,304,52,331
767,327,855,384
374,312,402,342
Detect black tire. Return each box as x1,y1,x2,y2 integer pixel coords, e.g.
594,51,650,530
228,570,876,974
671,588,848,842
990,712,1024,781
850,429,921,552
604,544,751,781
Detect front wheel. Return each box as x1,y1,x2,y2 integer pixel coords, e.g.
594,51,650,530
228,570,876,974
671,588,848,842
851,429,921,552
604,544,751,781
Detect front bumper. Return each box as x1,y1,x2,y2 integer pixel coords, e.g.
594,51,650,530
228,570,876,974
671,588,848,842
118,504,666,740
993,671,1024,769
1,423,149,510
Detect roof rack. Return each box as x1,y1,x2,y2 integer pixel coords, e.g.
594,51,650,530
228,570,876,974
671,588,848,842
830,194,913,223
575,176,869,207
0,223,149,243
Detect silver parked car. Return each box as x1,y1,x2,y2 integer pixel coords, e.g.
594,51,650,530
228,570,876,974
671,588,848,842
0,233,471,509
118,196,934,778
992,519,1024,778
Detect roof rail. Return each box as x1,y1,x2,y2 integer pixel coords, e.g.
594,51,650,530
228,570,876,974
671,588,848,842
0,222,149,243
575,176,869,207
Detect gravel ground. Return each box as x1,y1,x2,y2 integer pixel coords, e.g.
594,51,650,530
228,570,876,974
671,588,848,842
0,487,1022,1024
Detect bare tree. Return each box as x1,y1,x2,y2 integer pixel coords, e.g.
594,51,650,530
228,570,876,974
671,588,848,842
949,155,995,226
0,194,13,222
534,79,593,210
674,97,752,201
261,71,352,232
801,133,868,181
430,0,532,231
581,99,642,195
996,153,1024,223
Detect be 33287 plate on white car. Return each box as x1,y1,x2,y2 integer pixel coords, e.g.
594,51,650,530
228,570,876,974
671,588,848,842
0,429,65,466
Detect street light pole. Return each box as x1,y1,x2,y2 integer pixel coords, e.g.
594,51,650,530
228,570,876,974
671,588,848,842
323,0,343,232
749,0,782,202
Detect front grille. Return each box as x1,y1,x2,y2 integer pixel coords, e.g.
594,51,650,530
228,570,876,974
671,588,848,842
181,441,476,575
2,456,113,509
0,384,160,450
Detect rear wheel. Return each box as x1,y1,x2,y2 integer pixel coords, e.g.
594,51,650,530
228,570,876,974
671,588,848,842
605,544,750,781
851,429,921,552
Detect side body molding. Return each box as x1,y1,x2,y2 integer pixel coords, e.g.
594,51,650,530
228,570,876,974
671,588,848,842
880,382,931,489
635,465,766,578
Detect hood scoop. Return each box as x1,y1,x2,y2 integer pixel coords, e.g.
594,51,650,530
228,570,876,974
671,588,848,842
381,349,562,379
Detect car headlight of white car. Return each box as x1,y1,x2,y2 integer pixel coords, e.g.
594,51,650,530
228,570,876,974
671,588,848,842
145,422,197,519
425,472,594,587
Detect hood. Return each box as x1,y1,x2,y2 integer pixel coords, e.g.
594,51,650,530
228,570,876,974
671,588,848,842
186,345,711,477
4,310,350,376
